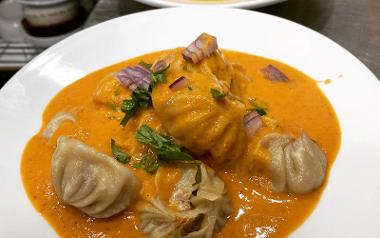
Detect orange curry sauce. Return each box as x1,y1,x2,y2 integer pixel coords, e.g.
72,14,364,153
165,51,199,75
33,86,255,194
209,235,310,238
21,50,340,238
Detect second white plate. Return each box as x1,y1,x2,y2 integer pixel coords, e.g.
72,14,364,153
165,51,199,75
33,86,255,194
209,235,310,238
134,0,287,9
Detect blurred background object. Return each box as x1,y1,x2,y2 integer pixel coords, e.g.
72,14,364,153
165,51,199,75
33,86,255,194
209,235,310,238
0,0,379,89
0,0,23,42
0,0,95,88
20,0,83,37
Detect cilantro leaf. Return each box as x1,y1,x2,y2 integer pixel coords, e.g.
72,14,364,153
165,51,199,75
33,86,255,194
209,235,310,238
134,124,202,184
151,64,170,88
120,88,152,126
111,139,130,164
133,154,160,173
106,100,117,111
135,125,197,163
114,89,121,96
210,88,227,100
135,125,181,154
193,165,202,186
132,88,152,108
120,99,138,126
138,61,152,69
248,98,268,116
160,150,194,162
255,108,267,116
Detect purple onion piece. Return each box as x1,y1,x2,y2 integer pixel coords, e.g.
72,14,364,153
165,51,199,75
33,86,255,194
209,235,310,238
261,64,289,82
244,111,263,138
116,65,151,91
169,76,188,91
151,60,169,73
182,33,218,64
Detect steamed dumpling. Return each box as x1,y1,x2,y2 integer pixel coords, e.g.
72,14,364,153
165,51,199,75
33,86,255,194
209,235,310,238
139,164,232,238
51,136,140,218
261,132,327,194
152,49,247,164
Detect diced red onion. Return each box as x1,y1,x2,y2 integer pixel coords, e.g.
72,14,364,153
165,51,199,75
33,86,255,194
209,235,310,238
169,76,187,91
244,111,263,138
151,59,169,73
182,33,218,64
116,65,151,91
261,65,289,82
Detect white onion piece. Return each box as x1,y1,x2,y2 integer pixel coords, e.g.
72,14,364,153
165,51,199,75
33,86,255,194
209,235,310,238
182,33,218,64
169,76,187,91
244,111,263,138
42,112,75,139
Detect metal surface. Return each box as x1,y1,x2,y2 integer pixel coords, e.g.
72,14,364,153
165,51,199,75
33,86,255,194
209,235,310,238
0,39,44,70
86,0,380,79
261,0,380,79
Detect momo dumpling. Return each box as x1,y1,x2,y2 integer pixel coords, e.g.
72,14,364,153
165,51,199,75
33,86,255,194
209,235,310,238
139,164,232,238
51,136,140,218
42,112,75,139
261,132,327,194
152,49,247,164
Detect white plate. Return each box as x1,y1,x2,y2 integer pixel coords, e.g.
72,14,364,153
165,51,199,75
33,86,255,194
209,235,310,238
134,0,286,9
1,7,380,238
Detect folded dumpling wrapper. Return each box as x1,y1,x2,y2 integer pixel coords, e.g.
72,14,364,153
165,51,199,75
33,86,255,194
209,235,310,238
139,164,232,238
51,136,140,218
152,49,247,164
261,132,327,194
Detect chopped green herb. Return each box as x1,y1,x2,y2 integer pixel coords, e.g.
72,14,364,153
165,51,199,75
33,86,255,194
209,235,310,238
255,108,267,116
106,100,117,111
135,125,202,182
151,64,170,88
111,139,130,164
160,150,194,162
210,88,227,100
135,125,182,155
138,61,152,69
120,99,138,126
133,154,160,173
132,88,152,108
248,98,268,116
120,88,152,126
114,89,121,96
193,165,202,186
151,73,166,88
188,86,193,91
135,125,197,162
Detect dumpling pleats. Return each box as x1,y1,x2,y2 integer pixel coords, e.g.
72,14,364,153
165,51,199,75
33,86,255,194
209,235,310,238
51,136,140,218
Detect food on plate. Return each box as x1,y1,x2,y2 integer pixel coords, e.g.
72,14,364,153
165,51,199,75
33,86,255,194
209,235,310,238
139,164,232,238
21,33,340,237
261,132,327,194
152,47,246,164
51,136,140,218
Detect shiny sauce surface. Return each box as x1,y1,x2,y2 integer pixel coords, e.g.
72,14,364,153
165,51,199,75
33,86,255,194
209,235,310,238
21,50,341,238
